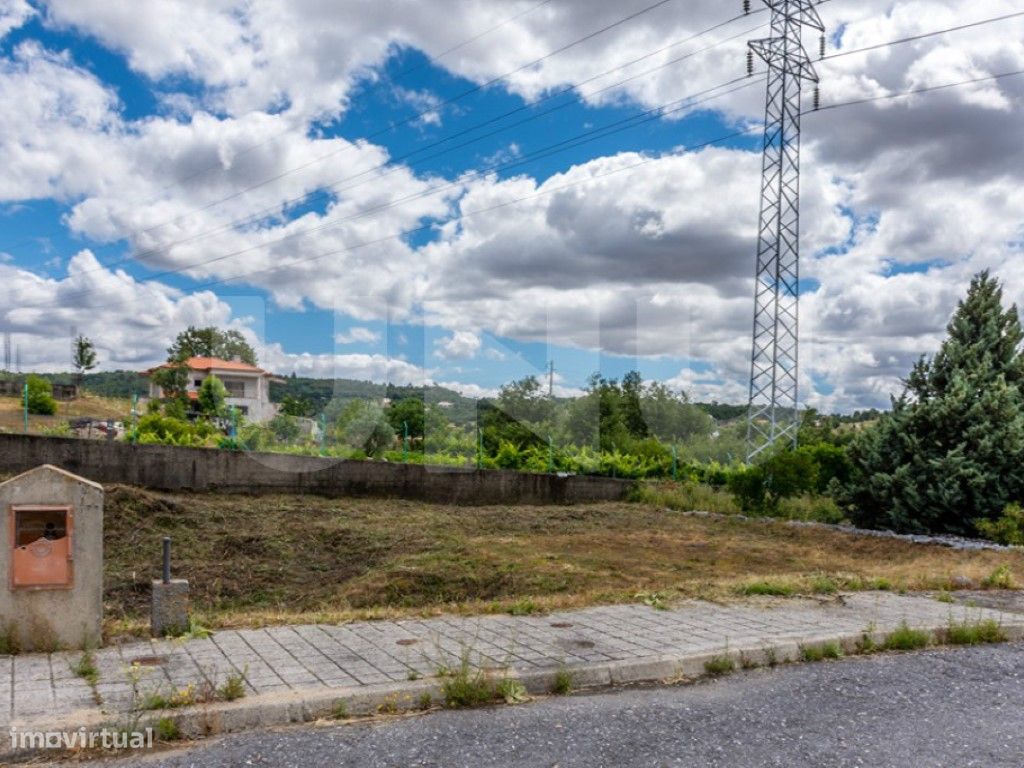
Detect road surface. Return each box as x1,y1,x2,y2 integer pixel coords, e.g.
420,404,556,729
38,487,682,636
81,643,1024,767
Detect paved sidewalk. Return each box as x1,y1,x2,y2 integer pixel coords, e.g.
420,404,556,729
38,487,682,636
3,593,1022,743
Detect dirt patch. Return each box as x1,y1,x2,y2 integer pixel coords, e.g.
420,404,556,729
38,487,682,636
101,486,1024,639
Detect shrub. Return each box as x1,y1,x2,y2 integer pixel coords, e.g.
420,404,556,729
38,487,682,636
25,375,57,415
883,622,930,651
946,618,1006,646
982,565,1015,590
975,503,1024,546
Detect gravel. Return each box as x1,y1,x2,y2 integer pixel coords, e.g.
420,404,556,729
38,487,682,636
84,643,1024,768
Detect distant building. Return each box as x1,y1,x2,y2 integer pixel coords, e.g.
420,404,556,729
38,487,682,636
436,401,454,409
144,357,281,423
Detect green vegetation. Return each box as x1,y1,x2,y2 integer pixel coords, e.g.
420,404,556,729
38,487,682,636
704,655,736,676
25,375,57,415
550,668,574,695
982,565,1016,589
71,650,99,686
441,654,495,708
496,677,529,704
883,622,930,651
72,335,98,386
218,670,247,701
167,326,257,366
946,618,1006,646
154,717,180,742
741,581,795,597
839,272,1024,536
976,503,1024,546
801,642,841,662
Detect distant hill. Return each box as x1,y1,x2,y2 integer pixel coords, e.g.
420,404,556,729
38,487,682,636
0,370,881,426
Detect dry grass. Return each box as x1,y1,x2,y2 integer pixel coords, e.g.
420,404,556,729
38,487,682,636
101,486,1024,639
0,392,131,434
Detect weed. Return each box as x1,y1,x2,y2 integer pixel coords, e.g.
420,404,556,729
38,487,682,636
496,677,529,704
856,633,878,654
810,576,838,595
154,717,180,741
740,581,794,597
883,621,930,651
946,618,1007,646
441,653,494,708
0,621,20,655
417,692,433,711
934,591,955,604
704,655,735,676
983,565,1015,590
169,617,213,641
71,650,100,686
635,591,670,610
801,642,841,662
740,652,758,670
407,670,422,681
508,599,541,616
763,646,778,667
550,668,574,695
331,700,349,719
377,697,399,715
218,670,246,701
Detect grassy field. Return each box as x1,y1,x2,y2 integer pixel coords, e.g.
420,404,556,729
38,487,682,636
0,393,131,434
102,485,1024,639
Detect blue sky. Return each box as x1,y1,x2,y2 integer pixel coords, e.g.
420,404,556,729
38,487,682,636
1,0,1022,410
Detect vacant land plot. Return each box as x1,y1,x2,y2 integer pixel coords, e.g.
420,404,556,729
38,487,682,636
101,486,1024,639
0,392,130,434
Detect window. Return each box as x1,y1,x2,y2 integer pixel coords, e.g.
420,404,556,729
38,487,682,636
222,379,246,398
9,506,73,589
194,379,203,388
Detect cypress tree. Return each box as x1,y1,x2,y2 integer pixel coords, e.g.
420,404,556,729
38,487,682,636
839,271,1024,534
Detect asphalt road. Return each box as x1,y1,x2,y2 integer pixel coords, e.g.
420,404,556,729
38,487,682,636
83,643,1024,768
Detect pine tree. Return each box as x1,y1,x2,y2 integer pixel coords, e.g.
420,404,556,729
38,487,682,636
839,272,1024,534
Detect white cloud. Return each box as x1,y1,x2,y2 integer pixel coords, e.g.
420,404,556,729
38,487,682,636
1,0,1022,411
334,327,382,345
0,0,33,38
433,330,481,360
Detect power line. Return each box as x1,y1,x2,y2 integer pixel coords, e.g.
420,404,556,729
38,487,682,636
0,0,561,257
21,75,764,312
29,66,1024,320
130,0,684,241
41,11,769,287
821,9,1024,62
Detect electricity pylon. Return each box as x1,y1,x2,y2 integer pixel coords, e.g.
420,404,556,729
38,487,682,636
745,0,823,462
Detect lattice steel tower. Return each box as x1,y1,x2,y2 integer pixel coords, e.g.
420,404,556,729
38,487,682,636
745,0,823,461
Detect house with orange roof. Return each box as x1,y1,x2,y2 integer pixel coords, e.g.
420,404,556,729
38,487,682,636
144,356,282,423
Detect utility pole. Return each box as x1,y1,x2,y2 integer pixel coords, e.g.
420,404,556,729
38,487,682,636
3,332,10,372
744,0,824,462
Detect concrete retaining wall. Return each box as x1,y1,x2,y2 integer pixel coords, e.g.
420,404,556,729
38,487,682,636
0,434,632,505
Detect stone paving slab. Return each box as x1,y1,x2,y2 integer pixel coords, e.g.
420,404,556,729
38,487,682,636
3,592,1022,740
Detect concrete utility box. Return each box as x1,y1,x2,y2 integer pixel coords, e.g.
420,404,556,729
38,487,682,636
0,465,103,651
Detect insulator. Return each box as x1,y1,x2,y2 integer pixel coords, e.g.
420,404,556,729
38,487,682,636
813,86,820,111
819,35,826,59
747,50,754,77
743,0,751,14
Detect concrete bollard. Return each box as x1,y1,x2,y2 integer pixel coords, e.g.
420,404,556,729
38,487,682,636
151,579,190,637
151,537,190,636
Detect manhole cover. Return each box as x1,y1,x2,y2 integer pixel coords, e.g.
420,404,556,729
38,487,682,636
396,639,418,647
550,622,573,629
129,655,166,667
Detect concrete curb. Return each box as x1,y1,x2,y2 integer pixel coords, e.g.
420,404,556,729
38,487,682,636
8,617,1023,754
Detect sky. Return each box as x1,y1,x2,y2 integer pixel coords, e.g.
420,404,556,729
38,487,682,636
0,0,1022,411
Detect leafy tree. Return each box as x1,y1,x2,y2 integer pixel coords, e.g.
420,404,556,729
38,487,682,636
151,362,190,399
167,326,257,366
72,335,98,387
838,272,1024,535
387,397,426,439
25,375,57,415
279,394,315,418
340,401,395,457
197,375,228,417
269,413,302,442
